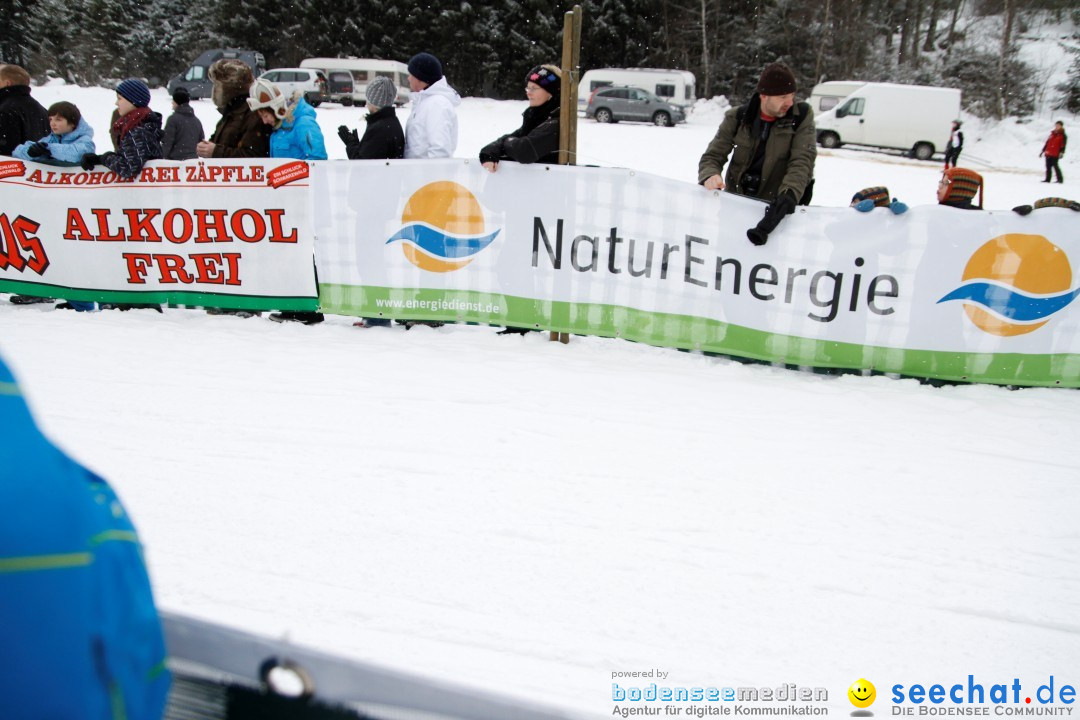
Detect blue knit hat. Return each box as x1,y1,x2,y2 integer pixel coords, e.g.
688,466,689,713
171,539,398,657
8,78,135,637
407,53,443,86
116,78,151,108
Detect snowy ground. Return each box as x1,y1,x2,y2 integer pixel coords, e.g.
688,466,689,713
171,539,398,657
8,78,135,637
3,84,1079,718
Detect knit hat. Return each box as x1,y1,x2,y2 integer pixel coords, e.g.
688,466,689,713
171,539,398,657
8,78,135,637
756,63,797,96
116,78,151,108
1033,197,1080,211
172,87,190,105
939,167,984,208
365,76,397,108
407,53,443,86
850,186,891,209
526,65,562,96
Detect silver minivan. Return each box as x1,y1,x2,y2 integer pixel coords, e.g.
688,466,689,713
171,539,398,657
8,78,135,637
586,86,686,126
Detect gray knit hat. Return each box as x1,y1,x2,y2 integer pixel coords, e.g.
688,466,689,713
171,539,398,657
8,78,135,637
366,76,396,108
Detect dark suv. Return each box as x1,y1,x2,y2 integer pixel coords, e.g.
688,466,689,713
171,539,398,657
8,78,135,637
586,86,686,126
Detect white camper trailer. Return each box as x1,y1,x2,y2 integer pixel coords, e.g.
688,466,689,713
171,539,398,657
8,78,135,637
300,58,411,106
808,81,865,114
814,82,962,160
578,68,696,111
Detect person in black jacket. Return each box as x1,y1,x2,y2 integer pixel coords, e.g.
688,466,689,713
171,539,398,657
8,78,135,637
81,79,163,180
161,87,203,160
2,64,54,305
479,64,562,172
338,76,404,160
0,64,49,157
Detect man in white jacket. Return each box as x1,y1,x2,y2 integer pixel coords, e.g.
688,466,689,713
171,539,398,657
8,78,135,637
404,52,461,159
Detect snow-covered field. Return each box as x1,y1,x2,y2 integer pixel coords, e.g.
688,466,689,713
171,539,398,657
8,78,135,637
3,84,1079,718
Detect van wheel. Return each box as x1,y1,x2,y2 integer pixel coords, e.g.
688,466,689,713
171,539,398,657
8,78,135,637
342,98,353,107
818,132,840,149
594,108,613,123
652,111,671,127
913,142,934,161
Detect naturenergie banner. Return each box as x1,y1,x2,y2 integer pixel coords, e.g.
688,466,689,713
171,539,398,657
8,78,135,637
3,158,1077,387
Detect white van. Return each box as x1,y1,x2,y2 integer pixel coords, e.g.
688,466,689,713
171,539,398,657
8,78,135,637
814,82,962,160
300,58,410,106
808,81,865,114
578,68,696,111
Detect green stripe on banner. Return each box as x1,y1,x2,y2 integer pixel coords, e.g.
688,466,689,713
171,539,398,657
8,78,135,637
0,381,20,397
0,279,317,312
319,284,1080,388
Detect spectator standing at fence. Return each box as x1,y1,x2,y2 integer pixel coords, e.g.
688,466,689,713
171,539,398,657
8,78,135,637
196,59,270,159
80,79,162,180
1040,121,1067,184
245,78,327,326
12,101,97,311
0,353,172,720
0,65,55,307
13,101,95,167
943,120,963,168
0,64,49,157
697,62,816,246
337,76,405,329
404,52,460,159
248,79,327,161
161,86,203,161
79,80,165,313
479,64,562,172
338,76,404,160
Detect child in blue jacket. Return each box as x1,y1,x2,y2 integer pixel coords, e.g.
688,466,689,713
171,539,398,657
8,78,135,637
13,101,98,310
247,78,327,160
12,101,96,166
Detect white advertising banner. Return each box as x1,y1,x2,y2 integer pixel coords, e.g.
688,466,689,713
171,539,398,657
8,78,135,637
314,159,1079,387
0,158,318,312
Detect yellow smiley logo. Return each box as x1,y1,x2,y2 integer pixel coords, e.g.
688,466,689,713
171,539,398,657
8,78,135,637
848,679,876,709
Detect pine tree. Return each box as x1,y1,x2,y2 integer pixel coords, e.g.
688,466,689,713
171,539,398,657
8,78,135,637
0,0,35,66
25,0,84,81
1054,35,1080,113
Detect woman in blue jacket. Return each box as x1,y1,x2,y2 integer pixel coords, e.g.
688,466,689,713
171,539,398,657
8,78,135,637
247,78,327,160
12,101,96,165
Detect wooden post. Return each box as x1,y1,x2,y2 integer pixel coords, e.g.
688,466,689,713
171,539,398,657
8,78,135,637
551,5,582,345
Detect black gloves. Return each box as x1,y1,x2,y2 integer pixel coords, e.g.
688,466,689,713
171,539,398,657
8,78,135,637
80,153,102,171
747,190,798,246
26,142,51,158
338,125,360,159
338,125,359,146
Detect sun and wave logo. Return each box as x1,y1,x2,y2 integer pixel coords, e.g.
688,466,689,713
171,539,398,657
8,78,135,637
385,181,500,273
937,234,1079,336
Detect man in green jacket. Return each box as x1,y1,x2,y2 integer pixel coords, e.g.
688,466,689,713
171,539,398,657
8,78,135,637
698,63,816,245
